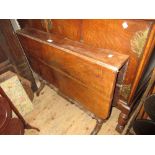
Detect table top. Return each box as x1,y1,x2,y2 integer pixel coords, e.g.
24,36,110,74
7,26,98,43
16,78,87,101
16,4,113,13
17,28,129,72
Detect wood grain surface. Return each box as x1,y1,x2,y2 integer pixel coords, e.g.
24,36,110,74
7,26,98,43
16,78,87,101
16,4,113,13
17,28,128,119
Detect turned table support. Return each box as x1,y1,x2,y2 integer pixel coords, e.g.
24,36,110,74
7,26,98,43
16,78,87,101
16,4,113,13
115,100,130,133
116,112,128,133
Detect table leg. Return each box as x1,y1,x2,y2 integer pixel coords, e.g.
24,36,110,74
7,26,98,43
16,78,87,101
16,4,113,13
90,118,105,135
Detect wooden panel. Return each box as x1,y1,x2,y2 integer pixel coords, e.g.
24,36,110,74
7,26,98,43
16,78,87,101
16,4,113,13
17,27,128,120
39,60,58,88
17,29,128,96
18,19,45,31
18,36,44,59
21,42,117,96
17,28,128,69
81,20,153,85
54,67,111,119
26,50,116,98
18,19,82,41
29,57,112,119
50,19,82,41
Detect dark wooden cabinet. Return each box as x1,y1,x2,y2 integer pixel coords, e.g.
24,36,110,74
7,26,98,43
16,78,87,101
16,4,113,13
17,19,155,132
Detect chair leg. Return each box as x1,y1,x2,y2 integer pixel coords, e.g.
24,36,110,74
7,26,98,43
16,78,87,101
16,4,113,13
90,118,105,135
24,123,40,132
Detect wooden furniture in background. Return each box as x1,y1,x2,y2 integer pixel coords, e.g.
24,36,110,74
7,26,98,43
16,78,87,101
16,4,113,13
17,19,155,133
0,20,37,91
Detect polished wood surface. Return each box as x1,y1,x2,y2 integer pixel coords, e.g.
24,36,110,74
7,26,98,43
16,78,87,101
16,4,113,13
18,19,154,101
17,28,128,94
18,19,45,31
81,20,153,102
18,19,82,41
17,28,128,69
17,28,128,119
50,19,82,41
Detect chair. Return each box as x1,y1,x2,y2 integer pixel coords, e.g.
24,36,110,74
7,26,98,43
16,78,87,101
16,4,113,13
0,86,39,135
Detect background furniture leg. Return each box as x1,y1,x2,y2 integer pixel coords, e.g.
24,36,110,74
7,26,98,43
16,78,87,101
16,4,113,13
116,112,128,133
